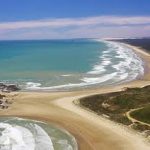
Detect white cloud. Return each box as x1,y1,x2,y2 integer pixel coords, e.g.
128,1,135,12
0,16,150,39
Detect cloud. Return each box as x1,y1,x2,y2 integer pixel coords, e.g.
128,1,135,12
0,16,150,39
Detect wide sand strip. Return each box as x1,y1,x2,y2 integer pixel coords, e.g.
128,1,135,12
0,43,150,150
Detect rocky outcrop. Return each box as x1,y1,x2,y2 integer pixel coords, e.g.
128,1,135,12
6,84,20,91
0,83,6,90
0,83,20,92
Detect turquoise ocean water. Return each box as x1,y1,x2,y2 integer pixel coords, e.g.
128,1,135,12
0,39,144,91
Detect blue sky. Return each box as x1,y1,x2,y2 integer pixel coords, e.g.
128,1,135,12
0,0,150,39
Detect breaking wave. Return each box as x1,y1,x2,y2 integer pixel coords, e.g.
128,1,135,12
0,117,78,150
24,40,144,91
0,123,54,150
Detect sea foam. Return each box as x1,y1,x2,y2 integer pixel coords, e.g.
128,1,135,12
0,123,54,150
25,40,144,91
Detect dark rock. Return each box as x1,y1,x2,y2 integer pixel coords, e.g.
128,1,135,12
0,83,6,90
0,83,20,92
6,84,20,91
0,100,3,104
0,95,6,99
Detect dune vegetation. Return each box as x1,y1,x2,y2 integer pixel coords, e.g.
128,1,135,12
79,85,150,133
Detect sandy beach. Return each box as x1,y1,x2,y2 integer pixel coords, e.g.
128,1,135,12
0,43,150,150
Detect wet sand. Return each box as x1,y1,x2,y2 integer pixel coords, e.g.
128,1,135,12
0,43,150,150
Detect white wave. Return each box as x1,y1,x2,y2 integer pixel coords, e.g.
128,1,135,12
25,40,144,91
26,82,41,88
88,57,111,75
0,123,54,150
33,124,54,150
102,50,110,54
108,41,144,80
100,54,111,58
101,60,111,66
26,82,84,90
85,40,143,86
26,72,117,90
0,123,35,150
87,65,106,74
113,73,129,81
88,42,113,75
61,74,72,77
82,72,117,84
81,77,102,83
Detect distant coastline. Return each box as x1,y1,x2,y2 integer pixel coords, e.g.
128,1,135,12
112,38,150,53
0,39,146,92
116,39,150,82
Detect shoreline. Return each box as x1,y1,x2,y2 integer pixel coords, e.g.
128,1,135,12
3,39,146,93
0,43,150,149
119,42,150,81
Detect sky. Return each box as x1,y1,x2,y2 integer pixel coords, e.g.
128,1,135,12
0,0,150,40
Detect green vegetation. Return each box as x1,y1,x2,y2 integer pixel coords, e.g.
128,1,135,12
79,85,150,126
131,105,150,124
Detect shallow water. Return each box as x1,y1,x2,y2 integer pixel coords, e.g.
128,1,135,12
0,39,144,91
0,117,77,150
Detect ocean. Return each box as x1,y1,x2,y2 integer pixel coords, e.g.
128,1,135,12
0,117,77,150
0,39,144,91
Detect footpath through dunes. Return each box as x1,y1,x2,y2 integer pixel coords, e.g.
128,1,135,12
0,81,150,150
54,97,150,150
126,107,150,127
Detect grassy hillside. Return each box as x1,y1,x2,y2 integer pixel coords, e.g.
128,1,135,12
79,85,150,126
131,105,150,124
